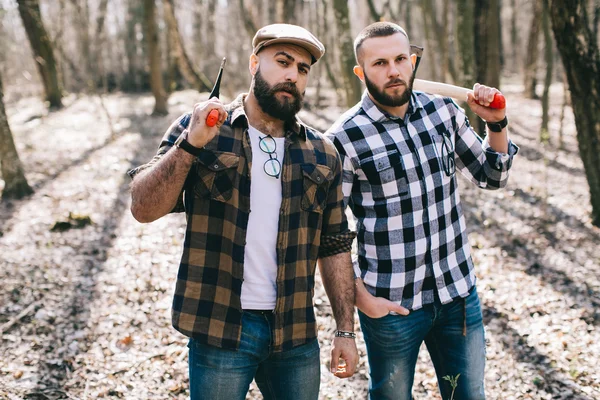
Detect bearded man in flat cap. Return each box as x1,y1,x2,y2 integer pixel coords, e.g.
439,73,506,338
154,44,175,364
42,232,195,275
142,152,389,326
129,24,358,400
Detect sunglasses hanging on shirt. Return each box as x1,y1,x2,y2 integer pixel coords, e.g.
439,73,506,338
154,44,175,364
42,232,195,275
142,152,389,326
441,133,456,177
259,135,282,179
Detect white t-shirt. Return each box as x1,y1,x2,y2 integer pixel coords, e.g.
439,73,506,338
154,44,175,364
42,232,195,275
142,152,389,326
240,126,285,310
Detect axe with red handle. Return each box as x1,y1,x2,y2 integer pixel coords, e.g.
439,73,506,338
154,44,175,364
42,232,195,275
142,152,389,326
410,44,505,109
205,57,227,127
413,79,506,109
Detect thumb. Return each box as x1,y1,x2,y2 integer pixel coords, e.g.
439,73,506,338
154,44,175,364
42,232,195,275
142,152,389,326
386,300,410,316
330,346,341,374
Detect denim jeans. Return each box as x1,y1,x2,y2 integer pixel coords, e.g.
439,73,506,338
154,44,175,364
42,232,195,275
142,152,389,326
358,287,486,400
187,311,320,400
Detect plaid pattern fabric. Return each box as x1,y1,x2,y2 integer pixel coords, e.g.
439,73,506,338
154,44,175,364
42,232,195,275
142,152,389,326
325,91,518,310
129,94,355,351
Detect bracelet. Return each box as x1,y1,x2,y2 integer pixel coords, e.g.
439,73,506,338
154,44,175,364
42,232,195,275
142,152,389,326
335,330,357,339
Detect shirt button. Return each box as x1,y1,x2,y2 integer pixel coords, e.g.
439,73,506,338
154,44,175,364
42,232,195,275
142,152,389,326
214,164,219,169
316,177,321,182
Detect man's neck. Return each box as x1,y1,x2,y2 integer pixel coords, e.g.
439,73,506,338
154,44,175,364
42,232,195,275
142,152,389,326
244,93,286,137
368,93,409,120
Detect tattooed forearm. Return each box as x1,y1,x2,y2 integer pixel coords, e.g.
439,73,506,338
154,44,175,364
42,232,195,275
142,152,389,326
130,147,195,223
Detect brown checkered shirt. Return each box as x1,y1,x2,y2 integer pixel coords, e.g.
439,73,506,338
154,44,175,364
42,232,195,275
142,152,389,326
129,95,355,351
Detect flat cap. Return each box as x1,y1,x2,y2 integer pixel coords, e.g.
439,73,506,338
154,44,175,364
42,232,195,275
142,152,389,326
252,24,325,65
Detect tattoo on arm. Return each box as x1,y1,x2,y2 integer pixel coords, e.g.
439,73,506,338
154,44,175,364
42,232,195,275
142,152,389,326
131,147,195,222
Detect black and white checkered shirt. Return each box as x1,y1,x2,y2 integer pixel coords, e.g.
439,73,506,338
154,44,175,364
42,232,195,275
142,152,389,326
325,91,518,310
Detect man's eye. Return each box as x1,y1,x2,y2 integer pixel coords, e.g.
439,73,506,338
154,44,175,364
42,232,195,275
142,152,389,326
278,60,288,66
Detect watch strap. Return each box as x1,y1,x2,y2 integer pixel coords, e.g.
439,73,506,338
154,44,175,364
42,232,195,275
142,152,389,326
175,130,203,156
486,116,508,133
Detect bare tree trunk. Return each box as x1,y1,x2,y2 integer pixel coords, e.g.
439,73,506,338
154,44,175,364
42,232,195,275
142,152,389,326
0,73,33,200
419,0,438,82
510,0,519,73
143,0,168,115
124,0,142,91
524,0,543,99
320,0,341,98
239,0,258,37
540,0,553,143
163,0,212,92
16,0,63,109
550,0,600,226
558,70,568,149
366,0,381,22
333,0,362,108
474,0,502,135
420,0,457,83
456,0,477,124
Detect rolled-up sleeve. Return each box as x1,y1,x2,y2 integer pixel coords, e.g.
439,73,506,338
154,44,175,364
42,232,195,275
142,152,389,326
318,144,356,258
453,104,519,190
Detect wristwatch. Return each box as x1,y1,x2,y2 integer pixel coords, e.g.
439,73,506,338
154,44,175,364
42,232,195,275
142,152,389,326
174,130,203,156
486,116,508,133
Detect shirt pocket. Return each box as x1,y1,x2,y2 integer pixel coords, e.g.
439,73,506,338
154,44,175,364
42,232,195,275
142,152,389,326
359,149,408,200
301,163,332,213
194,150,240,202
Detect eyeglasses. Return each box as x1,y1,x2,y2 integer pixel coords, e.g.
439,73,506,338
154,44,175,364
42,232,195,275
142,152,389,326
441,133,455,177
259,135,281,178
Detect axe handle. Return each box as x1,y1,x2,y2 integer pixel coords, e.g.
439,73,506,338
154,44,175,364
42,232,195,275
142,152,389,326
413,79,506,109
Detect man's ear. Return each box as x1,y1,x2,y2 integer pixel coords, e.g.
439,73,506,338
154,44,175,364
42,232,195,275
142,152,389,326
353,65,365,82
249,53,259,76
410,53,417,68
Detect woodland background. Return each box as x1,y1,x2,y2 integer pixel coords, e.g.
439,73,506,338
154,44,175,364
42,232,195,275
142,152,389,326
1,0,599,399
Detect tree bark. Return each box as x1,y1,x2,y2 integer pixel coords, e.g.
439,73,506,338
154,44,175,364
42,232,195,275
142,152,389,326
474,0,502,135
16,0,63,108
333,0,362,108
163,0,212,92
550,0,600,226
143,0,168,115
0,73,33,200
510,0,519,73
524,0,543,99
540,0,553,143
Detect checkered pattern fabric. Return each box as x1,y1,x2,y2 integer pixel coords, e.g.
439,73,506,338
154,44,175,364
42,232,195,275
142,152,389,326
325,91,518,310
129,94,355,351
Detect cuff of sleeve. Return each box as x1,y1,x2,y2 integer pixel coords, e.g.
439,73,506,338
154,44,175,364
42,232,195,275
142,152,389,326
482,138,519,170
318,230,357,258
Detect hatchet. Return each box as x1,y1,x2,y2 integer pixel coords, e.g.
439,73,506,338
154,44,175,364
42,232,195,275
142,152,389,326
410,45,506,109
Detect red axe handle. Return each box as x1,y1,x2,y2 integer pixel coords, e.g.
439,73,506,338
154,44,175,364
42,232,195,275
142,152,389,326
413,79,506,109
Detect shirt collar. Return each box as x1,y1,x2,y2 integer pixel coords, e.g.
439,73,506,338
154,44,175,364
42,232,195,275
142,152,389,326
360,89,424,123
229,94,307,141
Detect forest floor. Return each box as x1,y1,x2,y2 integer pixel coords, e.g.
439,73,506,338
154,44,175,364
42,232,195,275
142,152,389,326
0,84,599,400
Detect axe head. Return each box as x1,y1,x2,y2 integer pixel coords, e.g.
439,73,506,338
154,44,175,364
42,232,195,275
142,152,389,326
410,44,424,76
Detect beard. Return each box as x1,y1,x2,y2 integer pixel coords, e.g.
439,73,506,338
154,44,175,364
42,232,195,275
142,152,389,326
364,72,414,108
253,68,304,121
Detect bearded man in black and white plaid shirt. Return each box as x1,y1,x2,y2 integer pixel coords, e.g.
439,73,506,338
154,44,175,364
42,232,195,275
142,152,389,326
325,22,518,400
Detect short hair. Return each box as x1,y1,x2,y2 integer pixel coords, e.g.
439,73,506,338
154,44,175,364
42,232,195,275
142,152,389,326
354,22,409,65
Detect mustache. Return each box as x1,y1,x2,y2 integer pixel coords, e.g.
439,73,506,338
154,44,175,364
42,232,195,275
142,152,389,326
269,82,302,98
385,78,407,88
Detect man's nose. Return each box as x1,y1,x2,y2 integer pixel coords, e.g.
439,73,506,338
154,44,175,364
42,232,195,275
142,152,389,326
285,68,298,82
388,65,400,78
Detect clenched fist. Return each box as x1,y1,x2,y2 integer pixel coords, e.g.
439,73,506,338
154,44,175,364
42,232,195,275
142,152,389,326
187,98,228,149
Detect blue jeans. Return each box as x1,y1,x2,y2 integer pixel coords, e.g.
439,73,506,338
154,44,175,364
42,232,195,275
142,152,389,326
187,311,320,400
358,287,486,400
